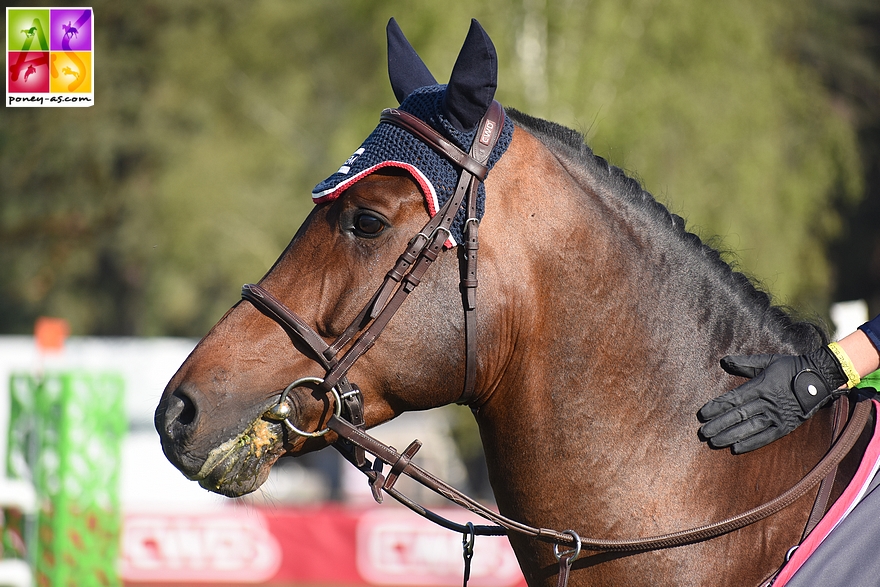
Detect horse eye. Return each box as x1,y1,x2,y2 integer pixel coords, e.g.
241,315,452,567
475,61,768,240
353,213,385,237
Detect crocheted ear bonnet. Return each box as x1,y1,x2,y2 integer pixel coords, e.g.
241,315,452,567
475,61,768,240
311,85,513,247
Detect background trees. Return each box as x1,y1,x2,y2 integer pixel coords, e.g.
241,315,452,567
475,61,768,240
2,0,878,336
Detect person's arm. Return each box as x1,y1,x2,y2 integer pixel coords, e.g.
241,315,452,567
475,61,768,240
848,314,880,376
837,328,880,381
698,314,880,454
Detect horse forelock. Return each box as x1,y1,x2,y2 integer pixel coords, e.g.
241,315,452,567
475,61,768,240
506,108,826,352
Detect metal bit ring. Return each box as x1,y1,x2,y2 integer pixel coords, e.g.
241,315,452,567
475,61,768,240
553,529,582,563
270,376,342,438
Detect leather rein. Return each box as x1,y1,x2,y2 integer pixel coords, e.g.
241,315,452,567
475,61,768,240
240,102,872,561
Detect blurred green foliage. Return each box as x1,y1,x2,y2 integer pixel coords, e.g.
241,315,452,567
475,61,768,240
1,0,877,336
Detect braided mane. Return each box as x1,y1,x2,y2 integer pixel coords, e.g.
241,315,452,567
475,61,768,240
506,108,826,352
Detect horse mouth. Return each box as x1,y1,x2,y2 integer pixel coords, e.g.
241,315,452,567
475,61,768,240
189,417,286,498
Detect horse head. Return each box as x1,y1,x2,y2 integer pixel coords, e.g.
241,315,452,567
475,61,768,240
155,18,526,497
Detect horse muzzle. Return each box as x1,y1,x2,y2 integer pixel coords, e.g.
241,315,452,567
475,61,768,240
155,383,292,497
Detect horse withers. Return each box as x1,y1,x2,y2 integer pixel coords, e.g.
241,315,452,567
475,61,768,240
155,19,869,587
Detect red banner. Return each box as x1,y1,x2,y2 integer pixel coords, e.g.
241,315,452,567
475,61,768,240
122,505,527,587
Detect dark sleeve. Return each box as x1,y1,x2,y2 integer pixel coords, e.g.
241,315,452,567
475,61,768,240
859,314,880,352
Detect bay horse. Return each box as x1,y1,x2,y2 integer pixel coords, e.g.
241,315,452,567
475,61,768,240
155,18,870,587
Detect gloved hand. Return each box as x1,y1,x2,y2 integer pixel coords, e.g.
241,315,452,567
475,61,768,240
698,346,851,454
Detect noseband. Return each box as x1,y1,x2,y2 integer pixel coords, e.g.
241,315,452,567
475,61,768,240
239,103,873,573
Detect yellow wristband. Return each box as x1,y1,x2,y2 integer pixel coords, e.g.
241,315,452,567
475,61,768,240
827,342,861,389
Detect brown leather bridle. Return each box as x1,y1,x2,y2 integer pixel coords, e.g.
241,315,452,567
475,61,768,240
243,102,503,409
240,102,872,577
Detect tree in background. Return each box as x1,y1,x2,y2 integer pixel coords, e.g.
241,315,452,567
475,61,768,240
810,0,880,316
0,0,873,336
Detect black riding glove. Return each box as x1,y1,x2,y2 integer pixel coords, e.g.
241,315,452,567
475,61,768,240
698,346,850,454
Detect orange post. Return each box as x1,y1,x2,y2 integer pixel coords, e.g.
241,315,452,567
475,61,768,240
34,317,69,353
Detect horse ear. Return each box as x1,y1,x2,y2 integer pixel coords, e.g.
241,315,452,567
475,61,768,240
443,19,498,132
387,18,437,104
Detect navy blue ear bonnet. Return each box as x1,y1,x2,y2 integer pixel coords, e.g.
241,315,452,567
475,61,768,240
312,21,514,247
312,85,513,246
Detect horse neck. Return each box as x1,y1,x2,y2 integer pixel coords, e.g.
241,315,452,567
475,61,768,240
473,125,832,554
481,128,818,415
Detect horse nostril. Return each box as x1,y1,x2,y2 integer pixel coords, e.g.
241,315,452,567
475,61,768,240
163,388,198,436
